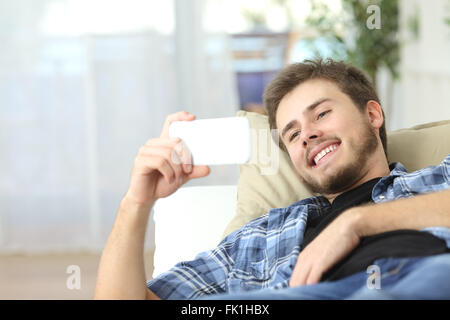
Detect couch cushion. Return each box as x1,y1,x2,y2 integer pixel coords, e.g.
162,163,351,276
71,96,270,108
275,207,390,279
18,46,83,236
386,120,450,171
222,111,450,238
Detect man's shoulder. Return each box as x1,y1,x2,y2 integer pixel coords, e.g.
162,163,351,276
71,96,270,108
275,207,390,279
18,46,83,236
386,154,449,181
375,154,450,201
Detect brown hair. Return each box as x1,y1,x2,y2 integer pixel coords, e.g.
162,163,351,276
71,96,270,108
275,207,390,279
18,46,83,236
264,58,387,158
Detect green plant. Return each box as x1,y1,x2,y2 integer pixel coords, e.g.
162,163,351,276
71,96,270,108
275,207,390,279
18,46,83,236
240,0,294,31
407,5,420,41
445,0,450,27
241,9,267,29
305,0,400,87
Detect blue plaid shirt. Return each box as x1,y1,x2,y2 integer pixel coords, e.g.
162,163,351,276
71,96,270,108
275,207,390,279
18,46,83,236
147,154,450,299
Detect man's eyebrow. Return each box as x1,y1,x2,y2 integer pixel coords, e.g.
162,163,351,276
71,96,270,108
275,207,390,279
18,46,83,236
281,98,331,139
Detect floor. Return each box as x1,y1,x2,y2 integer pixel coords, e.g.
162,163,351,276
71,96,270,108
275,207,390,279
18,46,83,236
0,250,154,300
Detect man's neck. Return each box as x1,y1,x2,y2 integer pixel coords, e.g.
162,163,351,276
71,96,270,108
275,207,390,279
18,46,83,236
325,161,390,204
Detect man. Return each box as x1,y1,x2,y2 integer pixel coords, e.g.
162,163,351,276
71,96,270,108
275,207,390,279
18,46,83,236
94,58,450,300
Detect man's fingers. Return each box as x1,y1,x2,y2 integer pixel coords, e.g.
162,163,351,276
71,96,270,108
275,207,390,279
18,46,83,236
160,111,196,138
306,266,322,286
289,256,311,287
144,137,181,148
138,139,206,185
138,146,183,184
143,137,192,173
135,154,176,185
186,165,210,180
174,140,193,174
295,268,310,287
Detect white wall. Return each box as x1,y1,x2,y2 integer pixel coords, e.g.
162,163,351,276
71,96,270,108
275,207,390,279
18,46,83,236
396,0,450,129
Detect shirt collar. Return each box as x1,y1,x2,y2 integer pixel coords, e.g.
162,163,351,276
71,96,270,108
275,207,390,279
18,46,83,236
371,162,409,201
331,177,382,210
283,162,408,210
375,162,409,188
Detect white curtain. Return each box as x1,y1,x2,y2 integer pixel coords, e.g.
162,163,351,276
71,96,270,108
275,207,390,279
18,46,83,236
0,0,239,253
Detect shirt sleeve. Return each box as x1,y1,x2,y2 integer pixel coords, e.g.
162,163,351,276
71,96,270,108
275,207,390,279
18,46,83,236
441,153,450,184
146,228,242,300
419,153,450,190
415,153,450,248
396,153,450,196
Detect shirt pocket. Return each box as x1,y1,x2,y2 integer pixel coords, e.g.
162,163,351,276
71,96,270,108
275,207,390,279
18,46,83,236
227,256,271,292
249,258,271,280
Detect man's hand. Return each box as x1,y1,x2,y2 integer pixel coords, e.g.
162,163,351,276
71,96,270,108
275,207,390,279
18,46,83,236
95,111,210,300
289,188,450,287
125,111,210,205
289,210,361,287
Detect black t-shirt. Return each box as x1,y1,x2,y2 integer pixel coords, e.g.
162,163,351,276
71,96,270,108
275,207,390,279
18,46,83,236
301,177,449,282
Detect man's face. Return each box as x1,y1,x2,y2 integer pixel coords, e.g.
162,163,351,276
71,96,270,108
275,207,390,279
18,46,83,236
276,79,379,197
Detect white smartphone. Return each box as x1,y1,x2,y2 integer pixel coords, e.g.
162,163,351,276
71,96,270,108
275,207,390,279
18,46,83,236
169,117,251,165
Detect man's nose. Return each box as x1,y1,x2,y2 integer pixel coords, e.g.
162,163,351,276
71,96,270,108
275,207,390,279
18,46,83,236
301,126,322,147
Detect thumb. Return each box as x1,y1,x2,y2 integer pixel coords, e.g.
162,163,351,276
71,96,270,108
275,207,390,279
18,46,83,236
186,165,210,181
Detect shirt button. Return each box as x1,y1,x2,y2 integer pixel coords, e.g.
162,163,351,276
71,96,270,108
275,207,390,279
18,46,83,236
379,195,385,199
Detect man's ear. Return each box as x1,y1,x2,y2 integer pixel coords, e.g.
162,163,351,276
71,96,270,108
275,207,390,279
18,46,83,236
365,100,384,130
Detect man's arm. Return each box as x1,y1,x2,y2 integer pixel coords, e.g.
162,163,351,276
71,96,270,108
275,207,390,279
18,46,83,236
289,188,450,287
95,197,160,300
353,188,450,237
94,111,210,299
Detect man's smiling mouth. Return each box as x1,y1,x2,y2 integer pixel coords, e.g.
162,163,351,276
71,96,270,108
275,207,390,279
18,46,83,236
308,142,341,167
314,144,339,165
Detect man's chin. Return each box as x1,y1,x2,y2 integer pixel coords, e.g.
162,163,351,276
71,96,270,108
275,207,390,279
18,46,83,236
299,163,360,196
297,120,379,196
297,172,328,195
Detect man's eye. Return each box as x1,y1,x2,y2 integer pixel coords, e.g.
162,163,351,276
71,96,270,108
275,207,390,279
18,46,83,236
317,110,330,119
289,131,300,142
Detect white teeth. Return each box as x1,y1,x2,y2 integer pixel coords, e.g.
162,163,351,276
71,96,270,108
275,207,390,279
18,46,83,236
313,144,339,165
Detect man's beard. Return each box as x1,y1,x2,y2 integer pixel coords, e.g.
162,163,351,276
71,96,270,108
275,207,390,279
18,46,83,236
298,121,379,196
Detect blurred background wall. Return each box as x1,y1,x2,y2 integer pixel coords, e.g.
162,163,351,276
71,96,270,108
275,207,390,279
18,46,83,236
0,0,449,299
0,0,239,255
